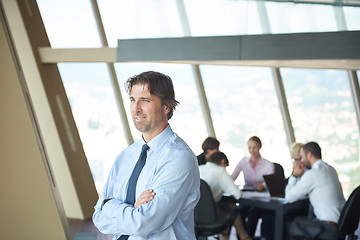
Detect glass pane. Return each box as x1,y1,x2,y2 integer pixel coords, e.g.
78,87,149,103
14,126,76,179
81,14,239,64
200,65,289,184
344,6,360,30
37,0,101,48
282,68,360,198
98,0,183,47
58,63,127,192
266,2,338,33
114,63,207,154
184,0,262,36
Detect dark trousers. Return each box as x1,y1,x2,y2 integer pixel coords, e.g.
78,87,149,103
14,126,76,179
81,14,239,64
261,205,309,240
237,206,263,238
287,216,338,240
260,210,275,240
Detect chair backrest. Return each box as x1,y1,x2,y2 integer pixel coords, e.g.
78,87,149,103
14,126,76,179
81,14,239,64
194,179,218,224
338,185,360,237
273,162,285,180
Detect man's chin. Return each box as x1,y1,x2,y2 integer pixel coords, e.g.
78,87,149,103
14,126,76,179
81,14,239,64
134,124,148,133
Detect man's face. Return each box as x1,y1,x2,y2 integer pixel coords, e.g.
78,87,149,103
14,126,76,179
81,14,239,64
130,83,169,141
300,148,311,169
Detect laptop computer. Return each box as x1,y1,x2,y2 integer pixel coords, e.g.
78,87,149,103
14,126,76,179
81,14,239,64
241,186,256,192
263,173,286,199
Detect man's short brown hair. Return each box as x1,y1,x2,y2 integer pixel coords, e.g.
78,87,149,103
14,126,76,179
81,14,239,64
125,71,179,120
201,137,220,153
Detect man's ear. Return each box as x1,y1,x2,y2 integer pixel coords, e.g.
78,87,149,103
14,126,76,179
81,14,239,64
221,158,226,166
163,105,171,114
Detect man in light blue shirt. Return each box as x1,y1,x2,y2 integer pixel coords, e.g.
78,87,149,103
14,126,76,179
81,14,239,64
93,71,200,240
286,141,345,239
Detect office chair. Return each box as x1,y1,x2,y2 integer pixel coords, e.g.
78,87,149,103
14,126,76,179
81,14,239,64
194,179,236,240
273,162,285,180
289,185,360,240
337,185,360,240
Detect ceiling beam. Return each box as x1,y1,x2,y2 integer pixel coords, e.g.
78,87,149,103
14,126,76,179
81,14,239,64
38,31,360,70
38,47,360,70
116,31,360,61
39,47,117,63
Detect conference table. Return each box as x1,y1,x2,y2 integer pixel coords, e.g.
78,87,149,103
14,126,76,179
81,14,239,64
236,191,309,240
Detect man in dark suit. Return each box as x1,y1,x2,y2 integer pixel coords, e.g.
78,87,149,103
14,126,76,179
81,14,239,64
197,137,220,165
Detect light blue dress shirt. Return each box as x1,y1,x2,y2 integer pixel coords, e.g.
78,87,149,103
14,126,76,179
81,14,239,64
93,125,200,240
285,159,345,223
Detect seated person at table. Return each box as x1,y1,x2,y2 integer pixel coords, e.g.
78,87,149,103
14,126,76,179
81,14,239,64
260,142,305,240
231,136,274,238
197,137,220,165
290,142,303,163
286,141,345,239
231,136,274,191
287,142,304,183
199,151,252,240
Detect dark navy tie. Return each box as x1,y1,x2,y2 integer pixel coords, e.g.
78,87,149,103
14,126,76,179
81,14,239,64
118,144,149,240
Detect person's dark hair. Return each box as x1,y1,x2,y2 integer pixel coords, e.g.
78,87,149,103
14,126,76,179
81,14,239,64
201,137,220,153
248,136,262,148
208,151,228,166
302,141,322,159
125,71,179,120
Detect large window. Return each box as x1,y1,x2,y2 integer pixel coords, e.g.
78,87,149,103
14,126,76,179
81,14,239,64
201,65,289,184
37,0,101,47
282,68,360,197
97,0,184,47
58,63,127,192
344,6,360,30
115,63,208,153
37,0,360,196
266,2,337,33
184,0,262,36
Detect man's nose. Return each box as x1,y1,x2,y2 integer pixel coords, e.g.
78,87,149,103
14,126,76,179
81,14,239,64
135,101,143,111
135,101,139,108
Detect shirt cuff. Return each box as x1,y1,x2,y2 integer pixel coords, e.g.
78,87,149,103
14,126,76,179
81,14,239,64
288,175,298,185
101,198,118,216
101,198,114,210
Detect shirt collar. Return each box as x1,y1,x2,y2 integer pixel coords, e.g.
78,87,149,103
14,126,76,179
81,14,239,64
206,162,218,167
312,159,323,169
246,157,263,165
144,124,173,151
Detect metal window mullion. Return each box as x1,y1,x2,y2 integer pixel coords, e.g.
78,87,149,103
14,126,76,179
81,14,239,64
334,5,348,31
256,0,295,146
192,65,216,138
272,68,296,146
271,69,296,147
175,0,216,138
333,6,360,133
348,71,360,132
90,0,133,145
106,65,133,145
175,0,191,36
256,0,271,34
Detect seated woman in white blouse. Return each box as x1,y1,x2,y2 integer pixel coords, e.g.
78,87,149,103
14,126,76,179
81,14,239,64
199,152,252,240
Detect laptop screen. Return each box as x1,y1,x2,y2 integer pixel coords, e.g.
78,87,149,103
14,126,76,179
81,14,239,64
263,173,286,198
